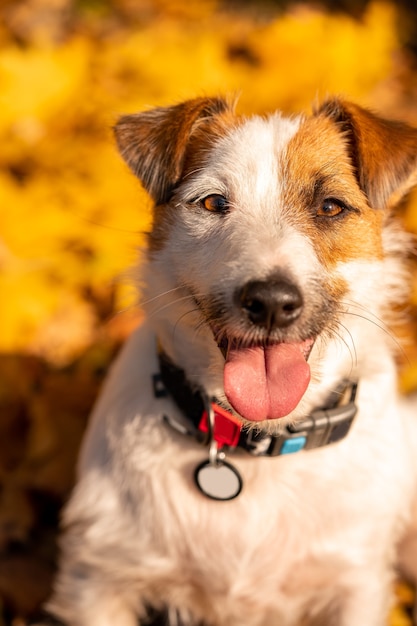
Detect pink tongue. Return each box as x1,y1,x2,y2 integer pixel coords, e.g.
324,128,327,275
224,343,311,421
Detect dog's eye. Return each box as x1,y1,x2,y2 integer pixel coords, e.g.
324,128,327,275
317,199,346,218
201,195,229,213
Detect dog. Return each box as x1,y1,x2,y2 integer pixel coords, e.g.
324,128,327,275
41,96,417,626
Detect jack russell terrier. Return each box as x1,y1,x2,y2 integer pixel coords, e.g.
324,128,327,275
41,96,417,626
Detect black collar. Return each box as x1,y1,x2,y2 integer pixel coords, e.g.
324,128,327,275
154,350,358,458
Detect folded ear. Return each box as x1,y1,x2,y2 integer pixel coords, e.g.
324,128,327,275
316,98,417,209
114,97,233,205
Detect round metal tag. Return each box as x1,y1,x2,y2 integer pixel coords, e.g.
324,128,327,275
194,460,243,501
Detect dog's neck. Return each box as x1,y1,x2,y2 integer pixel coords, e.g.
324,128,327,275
155,349,358,459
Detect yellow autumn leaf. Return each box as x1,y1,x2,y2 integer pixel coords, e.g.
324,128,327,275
0,0,414,370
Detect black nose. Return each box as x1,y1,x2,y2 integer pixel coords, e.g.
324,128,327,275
237,277,303,330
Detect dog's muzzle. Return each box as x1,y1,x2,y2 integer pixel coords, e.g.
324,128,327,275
236,276,304,331
207,271,333,423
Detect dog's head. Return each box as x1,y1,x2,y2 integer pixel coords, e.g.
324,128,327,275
114,97,417,425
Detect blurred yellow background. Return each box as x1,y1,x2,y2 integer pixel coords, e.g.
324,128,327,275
2,0,417,368
0,0,416,623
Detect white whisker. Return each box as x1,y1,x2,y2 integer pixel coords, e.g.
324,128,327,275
338,300,407,359
140,286,184,307
336,322,358,371
147,294,197,318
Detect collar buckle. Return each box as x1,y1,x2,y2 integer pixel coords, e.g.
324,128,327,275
198,401,242,450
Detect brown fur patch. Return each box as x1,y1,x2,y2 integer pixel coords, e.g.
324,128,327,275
317,98,417,209
281,114,385,271
114,97,238,254
147,105,239,254
114,97,234,205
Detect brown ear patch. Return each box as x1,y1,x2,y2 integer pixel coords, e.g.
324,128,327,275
282,113,384,269
114,97,235,205
316,98,417,209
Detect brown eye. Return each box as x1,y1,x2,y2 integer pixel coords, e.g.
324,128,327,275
317,199,345,218
202,194,229,213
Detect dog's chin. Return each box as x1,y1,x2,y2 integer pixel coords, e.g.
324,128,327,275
212,329,315,423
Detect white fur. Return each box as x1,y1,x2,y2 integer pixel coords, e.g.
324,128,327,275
43,104,417,626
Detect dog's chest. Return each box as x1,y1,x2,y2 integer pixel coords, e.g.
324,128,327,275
122,420,402,623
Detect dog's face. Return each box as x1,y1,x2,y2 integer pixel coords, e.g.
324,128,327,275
115,98,417,425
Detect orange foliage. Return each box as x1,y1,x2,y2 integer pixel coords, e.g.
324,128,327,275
1,0,415,366
0,1,417,623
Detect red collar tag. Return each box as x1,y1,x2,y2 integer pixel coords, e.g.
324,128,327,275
198,403,242,449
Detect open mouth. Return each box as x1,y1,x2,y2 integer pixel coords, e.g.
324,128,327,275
216,334,314,422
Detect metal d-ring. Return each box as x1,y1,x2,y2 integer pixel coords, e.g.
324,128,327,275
202,393,226,466
195,394,242,500
209,439,226,466
204,392,215,445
